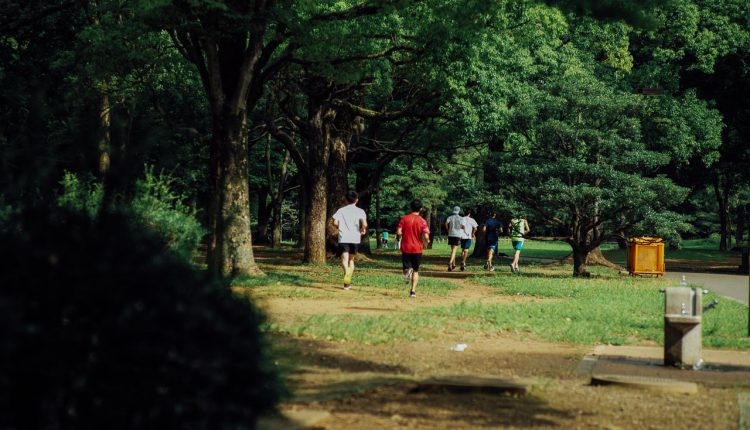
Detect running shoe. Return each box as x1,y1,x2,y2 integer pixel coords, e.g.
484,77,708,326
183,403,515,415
343,284,351,290
489,265,495,272
460,262,466,271
509,264,515,273
409,290,416,298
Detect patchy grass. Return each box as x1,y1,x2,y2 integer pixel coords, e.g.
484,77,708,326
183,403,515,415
252,259,749,349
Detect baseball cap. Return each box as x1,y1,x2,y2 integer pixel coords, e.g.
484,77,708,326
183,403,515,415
452,206,460,214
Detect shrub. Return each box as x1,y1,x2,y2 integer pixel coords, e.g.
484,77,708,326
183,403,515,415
57,171,103,219
0,208,282,429
56,168,204,259
130,166,205,258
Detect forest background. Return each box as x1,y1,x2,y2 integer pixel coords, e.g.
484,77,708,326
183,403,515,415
1,0,749,277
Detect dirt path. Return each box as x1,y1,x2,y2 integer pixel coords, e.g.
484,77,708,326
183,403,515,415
247,255,746,429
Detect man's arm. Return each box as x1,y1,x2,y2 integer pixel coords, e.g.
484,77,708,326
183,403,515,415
359,217,368,235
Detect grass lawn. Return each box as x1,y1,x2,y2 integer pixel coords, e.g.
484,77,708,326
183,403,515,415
237,255,750,350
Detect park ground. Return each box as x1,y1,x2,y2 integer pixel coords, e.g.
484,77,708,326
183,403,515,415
240,240,749,429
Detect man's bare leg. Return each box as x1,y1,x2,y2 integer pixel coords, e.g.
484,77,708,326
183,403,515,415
410,272,420,297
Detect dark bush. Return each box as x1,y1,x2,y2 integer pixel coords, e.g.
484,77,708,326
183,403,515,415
0,209,281,430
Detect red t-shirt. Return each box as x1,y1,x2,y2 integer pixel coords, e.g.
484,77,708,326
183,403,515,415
397,213,430,254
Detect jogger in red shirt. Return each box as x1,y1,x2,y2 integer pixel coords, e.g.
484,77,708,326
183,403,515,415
396,199,431,298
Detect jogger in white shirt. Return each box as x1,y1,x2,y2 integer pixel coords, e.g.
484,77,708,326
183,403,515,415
331,191,368,290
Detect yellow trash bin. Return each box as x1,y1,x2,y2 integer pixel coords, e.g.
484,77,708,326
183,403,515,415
627,237,665,276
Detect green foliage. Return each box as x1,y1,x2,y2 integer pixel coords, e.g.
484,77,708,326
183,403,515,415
57,168,204,258
498,57,692,251
0,208,282,428
642,90,723,166
57,171,104,219
131,166,205,258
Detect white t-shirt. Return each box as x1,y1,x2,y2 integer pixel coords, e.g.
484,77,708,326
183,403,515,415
332,204,367,244
446,214,464,238
461,216,478,239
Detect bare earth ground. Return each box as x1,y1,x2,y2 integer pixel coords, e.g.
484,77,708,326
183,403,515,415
247,249,747,429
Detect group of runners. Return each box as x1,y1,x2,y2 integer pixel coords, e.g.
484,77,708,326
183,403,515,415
446,206,530,273
331,191,530,298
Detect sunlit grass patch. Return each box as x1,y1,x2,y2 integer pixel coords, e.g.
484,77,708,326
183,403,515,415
243,257,749,349
279,313,451,344
350,270,458,296
465,268,749,348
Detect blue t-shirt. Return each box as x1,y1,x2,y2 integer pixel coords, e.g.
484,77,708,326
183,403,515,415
484,218,502,242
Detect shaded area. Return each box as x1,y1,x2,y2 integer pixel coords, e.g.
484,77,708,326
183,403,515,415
324,384,577,429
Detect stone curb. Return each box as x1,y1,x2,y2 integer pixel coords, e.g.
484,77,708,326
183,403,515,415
591,374,698,394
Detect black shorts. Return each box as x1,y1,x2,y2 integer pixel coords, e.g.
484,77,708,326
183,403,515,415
338,243,358,255
402,252,422,271
448,236,460,246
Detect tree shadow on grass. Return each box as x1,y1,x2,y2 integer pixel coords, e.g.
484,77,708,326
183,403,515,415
326,384,578,428
270,335,580,427
273,336,410,375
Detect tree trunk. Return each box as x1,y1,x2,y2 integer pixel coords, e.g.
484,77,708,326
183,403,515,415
269,145,291,248
571,245,591,278
97,91,111,178
216,113,262,276
255,186,271,244
736,203,746,247
375,187,382,249
714,176,729,251
271,197,283,247
298,188,307,249
327,135,349,213
303,118,329,263
305,165,328,263
206,130,222,274
97,90,115,209
586,246,623,270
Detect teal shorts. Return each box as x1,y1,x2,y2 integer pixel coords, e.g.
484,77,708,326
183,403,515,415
512,240,524,251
